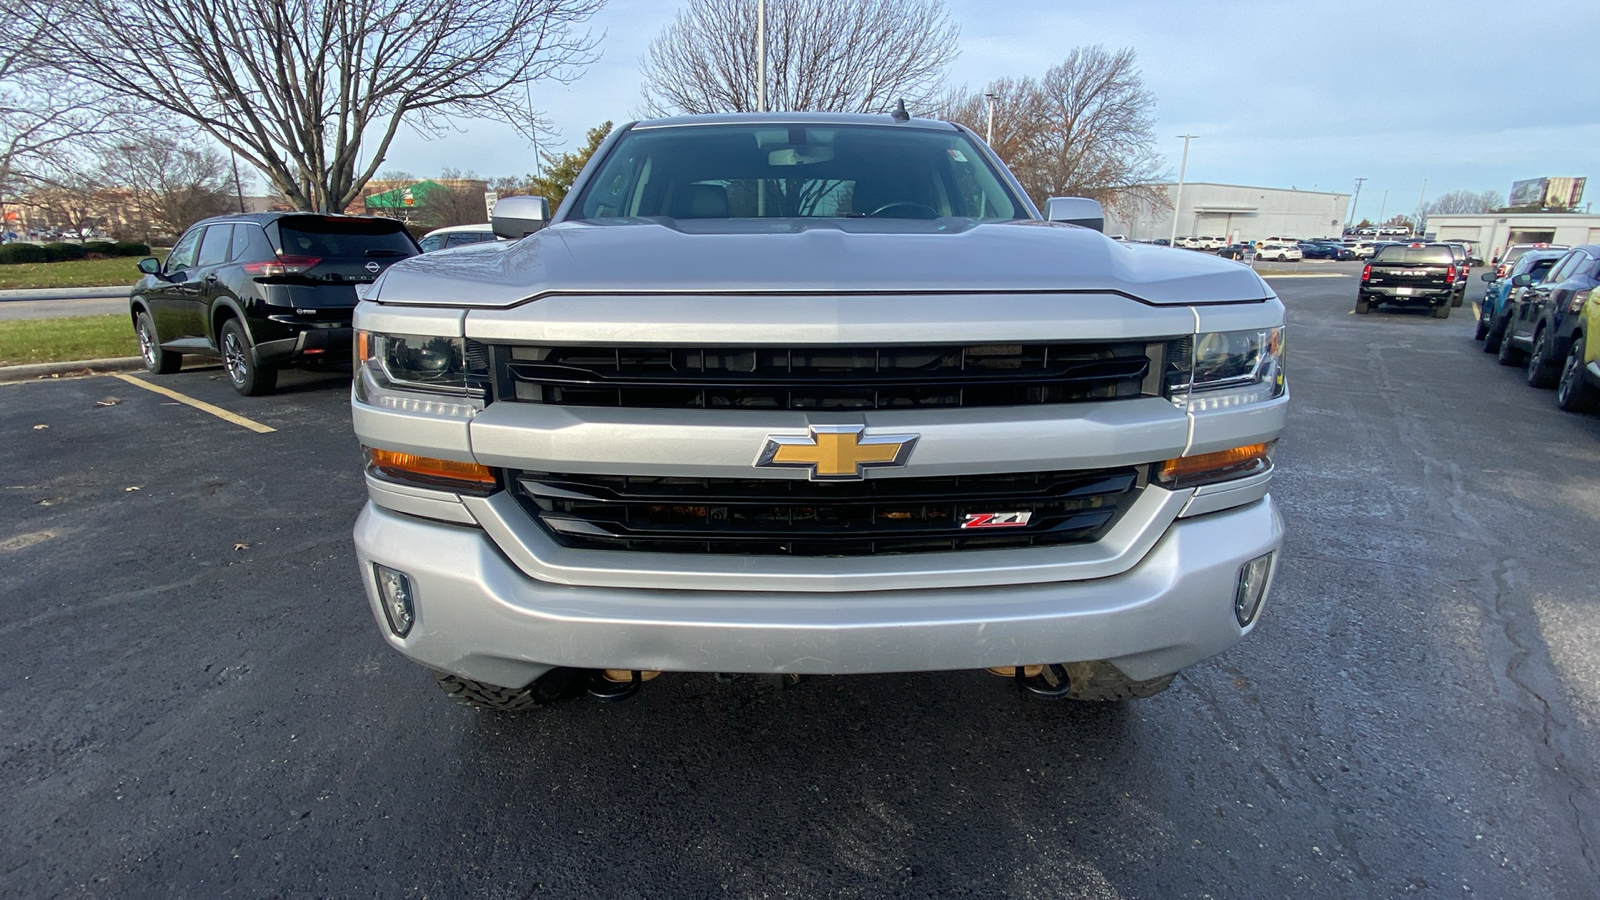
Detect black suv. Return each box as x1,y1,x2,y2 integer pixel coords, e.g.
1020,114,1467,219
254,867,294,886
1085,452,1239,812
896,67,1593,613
1499,244,1600,389
130,213,419,395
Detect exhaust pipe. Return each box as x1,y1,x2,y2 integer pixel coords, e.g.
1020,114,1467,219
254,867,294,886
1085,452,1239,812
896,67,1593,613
987,664,1073,699
588,669,660,701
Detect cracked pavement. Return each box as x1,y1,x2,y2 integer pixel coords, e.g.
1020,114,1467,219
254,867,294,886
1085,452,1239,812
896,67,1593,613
1,265,1597,898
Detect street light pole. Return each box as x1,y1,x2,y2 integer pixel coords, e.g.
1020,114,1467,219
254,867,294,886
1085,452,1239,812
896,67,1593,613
757,0,766,112
984,92,997,147
1168,134,1196,248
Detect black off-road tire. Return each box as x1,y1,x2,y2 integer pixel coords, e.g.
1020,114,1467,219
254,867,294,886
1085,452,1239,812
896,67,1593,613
431,668,588,711
1498,329,1526,366
1355,296,1370,315
220,317,277,396
1526,329,1559,389
1433,302,1451,319
1556,336,1600,413
1474,318,1488,340
1061,661,1175,702
135,311,182,374
1484,320,1505,353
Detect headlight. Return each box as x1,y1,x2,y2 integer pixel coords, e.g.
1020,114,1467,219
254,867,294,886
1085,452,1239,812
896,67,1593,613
1569,289,1590,314
1167,327,1286,412
355,331,489,418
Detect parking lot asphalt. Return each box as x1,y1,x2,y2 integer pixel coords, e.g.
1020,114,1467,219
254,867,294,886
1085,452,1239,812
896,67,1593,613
3,269,1599,899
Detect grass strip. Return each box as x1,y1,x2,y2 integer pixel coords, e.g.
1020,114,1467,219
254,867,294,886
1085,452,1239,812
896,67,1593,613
0,314,138,366
0,257,145,290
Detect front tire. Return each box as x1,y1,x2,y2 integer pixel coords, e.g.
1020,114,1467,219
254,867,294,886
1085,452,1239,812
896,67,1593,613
135,311,182,374
1556,336,1599,413
1474,318,1488,340
1526,329,1559,388
1452,291,1464,308
220,318,277,396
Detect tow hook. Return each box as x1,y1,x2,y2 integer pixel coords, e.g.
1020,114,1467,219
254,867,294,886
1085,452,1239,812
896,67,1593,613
987,665,1074,699
587,669,660,701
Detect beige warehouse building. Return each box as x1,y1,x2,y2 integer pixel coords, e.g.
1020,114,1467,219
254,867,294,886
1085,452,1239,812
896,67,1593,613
1107,183,1350,244
1425,213,1600,261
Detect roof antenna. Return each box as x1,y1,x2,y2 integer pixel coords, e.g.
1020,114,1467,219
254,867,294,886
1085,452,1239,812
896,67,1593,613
890,99,910,122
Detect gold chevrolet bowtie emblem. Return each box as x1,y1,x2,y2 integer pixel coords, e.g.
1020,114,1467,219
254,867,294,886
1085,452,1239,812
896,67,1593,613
756,425,919,481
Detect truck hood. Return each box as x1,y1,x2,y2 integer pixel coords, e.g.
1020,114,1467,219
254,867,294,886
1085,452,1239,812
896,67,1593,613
367,217,1274,308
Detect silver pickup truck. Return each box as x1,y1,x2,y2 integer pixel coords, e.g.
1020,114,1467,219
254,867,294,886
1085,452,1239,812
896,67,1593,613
349,112,1287,709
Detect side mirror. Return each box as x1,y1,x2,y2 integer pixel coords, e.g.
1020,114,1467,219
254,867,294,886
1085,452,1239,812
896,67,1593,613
1479,272,1494,282
137,257,161,275
1044,196,1105,232
1511,274,1532,287
491,195,551,239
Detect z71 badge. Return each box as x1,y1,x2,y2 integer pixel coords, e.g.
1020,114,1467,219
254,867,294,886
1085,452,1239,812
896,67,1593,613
960,512,1033,529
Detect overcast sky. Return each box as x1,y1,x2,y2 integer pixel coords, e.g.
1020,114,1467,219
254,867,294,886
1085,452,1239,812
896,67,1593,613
383,0,1599,222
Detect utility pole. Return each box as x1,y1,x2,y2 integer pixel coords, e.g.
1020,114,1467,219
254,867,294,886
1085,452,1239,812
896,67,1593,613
1347,177,1367,232
984,92,998,147
1168,134,1197,248
1415,178,1428,235
757,0,766,112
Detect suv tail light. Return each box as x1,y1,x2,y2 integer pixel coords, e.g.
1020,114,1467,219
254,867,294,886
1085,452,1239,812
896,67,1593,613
243,254,321,276
1361,264,1371,281
1445,266,1457,284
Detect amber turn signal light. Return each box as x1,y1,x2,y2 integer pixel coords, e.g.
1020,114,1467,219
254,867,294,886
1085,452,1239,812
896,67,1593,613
365,447,497,492
1157,442,1272,489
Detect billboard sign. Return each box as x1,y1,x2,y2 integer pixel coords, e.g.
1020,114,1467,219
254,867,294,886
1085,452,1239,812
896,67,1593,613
1510,177,1586,210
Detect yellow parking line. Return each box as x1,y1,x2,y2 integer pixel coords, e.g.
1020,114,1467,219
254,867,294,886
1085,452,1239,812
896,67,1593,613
111,373,276,434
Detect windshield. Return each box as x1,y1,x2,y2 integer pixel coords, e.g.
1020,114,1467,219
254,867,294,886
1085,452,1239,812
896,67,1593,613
571,124,1024,221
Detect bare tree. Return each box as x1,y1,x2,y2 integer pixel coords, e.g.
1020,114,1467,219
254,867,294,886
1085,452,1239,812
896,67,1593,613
99,133,239,240
1425,189,1505,216
22,0,605,213
942,46,1163,212
0,5,119,216
640,0,958,115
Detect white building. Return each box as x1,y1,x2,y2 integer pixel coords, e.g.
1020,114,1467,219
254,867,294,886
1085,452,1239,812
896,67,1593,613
1107,182,1350,244
1424,213,1600,262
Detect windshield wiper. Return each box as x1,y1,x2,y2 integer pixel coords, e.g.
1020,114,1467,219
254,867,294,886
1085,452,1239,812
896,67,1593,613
365,249,408,258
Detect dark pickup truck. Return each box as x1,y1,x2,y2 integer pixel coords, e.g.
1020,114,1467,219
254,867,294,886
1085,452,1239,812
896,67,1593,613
1356,242,1461,318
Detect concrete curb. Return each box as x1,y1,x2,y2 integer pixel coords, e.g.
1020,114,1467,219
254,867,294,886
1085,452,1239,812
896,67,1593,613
0,356,144,384
0,286,134,302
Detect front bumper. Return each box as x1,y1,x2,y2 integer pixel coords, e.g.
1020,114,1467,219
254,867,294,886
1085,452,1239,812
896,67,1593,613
353,495,1284,690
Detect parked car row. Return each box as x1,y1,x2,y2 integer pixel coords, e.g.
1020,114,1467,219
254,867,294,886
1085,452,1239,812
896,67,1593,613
1478,243,1600,414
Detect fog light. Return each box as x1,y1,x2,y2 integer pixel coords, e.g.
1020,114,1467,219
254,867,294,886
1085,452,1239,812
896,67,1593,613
375,564,416,637
1234,552,1274,627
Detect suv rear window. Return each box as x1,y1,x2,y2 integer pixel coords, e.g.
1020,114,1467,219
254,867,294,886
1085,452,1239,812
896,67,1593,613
274,217,416,258
1373,244,1454,265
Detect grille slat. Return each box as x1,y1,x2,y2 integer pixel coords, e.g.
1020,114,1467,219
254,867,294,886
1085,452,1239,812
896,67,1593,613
495,342,1165,410
513,468,1143,557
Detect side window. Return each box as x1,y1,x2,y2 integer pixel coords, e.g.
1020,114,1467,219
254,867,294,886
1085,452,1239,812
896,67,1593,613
197,224,233,267
445,232,488,248
230,223,260,261
165,228,203,273
1547,252,1581,284
418,235,443,252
